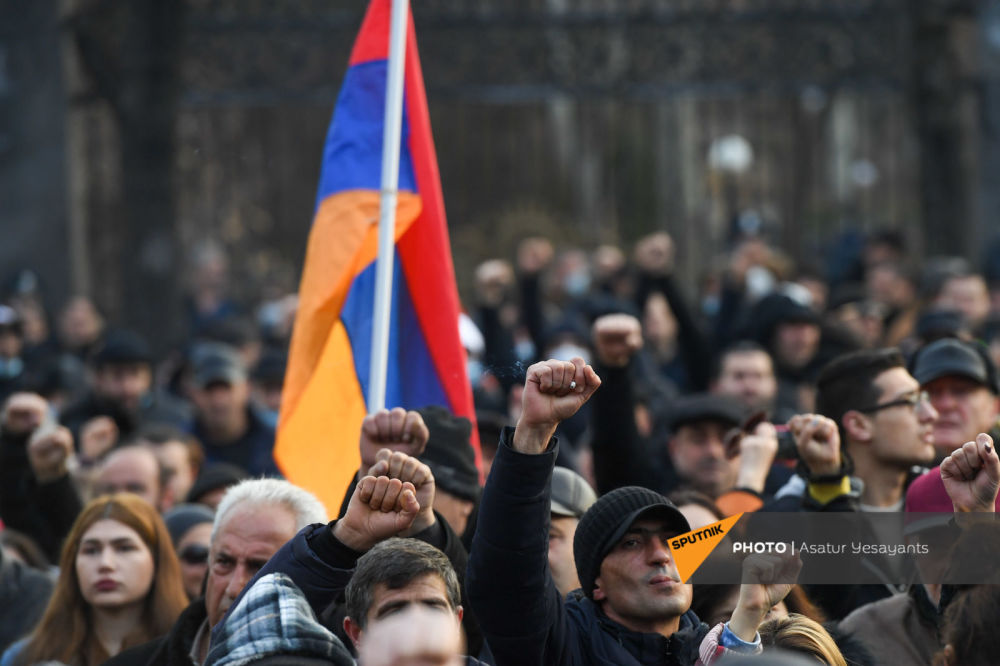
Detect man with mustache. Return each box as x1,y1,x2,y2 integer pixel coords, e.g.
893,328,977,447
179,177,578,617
468,357,791,665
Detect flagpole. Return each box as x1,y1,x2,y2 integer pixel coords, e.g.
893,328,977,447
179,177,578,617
368,0,410,413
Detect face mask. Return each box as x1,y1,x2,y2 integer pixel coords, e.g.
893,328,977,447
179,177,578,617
257,407,279,429
466,359,484,386
514,339,536,364
546,343,591,364
702,295,720,319
563,271,591,297
0,357,23,379
258,301,284,329
745,265,776,301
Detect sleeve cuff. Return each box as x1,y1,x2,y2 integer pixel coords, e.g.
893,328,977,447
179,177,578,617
311,521,365,568
412,514,448,550
806,476,852,505
720,623,761,652
498,425,558,455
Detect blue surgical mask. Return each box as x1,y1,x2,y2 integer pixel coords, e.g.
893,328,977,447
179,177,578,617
514,339,536,364
0,357,23,379
702,295,720,319
564,271,591,297
466,359,484,387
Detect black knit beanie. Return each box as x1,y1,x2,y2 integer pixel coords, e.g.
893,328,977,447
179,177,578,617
572,486,690,598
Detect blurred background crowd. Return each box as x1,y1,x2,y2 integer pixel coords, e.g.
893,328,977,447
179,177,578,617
5,1,1000,665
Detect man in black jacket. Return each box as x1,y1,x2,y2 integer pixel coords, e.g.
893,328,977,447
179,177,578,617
466,358,782,666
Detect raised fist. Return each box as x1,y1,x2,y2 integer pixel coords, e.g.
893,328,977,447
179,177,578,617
474,259,515,307
79,415,119,463
787,413,841,478
513,358,600,455
633,232,674,275
1,393,48,436
591,314,642,368
728,550,802,642
941,433,1000,513
359,408,430,471
734,421,779,494
28,423,75,483
368,449,436,535
517,237,554,275
333,475,420,552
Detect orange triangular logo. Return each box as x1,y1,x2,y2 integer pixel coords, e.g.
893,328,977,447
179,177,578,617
668,513,743,583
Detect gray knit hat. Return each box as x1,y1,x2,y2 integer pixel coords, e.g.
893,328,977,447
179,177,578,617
163,503,216,547
572,486,690,598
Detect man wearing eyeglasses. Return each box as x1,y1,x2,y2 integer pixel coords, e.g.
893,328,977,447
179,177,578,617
771,348,937,514
767,348,938,619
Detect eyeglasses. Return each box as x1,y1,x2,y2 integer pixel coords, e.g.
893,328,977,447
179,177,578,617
857,390,931,414
178,544,209,566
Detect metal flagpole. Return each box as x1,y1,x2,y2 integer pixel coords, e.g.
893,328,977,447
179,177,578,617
367,0,410,413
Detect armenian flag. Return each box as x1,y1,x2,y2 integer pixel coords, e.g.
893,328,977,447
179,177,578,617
275,0,479,514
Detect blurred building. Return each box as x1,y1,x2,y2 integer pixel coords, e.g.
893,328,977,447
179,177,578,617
0,0,993,346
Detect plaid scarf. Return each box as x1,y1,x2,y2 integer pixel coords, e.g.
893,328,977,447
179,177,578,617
204,572,352,666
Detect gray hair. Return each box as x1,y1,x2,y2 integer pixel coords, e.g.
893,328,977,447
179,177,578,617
345,538,461,629
211,478,327,543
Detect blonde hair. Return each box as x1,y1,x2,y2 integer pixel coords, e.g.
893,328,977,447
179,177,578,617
16,494,188,666
759,613,847,666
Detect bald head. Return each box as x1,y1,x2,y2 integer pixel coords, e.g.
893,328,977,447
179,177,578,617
94,445,170,511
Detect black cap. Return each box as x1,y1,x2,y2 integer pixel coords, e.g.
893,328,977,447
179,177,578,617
194,344,247,387
93,329,152,367
417,405,480,502
573,486,690,598
186,462,248,504
910,338,999,394
666,393,745,434
772,297,821,326
914,309,968,342
550,467,597,519
251,349,287,386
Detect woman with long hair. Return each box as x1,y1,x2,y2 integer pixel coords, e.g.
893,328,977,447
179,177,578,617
1,494,188,666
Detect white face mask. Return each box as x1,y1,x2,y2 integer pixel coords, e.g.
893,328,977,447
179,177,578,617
546,343,591,365
745,265,776,301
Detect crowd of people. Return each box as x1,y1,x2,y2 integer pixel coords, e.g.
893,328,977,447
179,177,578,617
1,227,1000,665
